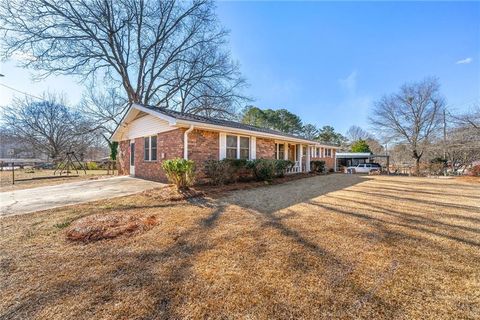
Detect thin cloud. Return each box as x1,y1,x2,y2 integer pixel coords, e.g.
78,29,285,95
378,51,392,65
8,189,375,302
339,70,357,94
456,57,473,64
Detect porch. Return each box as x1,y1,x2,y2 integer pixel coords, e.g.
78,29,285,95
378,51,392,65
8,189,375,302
274,142,325,174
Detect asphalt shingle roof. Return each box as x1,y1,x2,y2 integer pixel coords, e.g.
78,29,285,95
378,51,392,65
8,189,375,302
142,104,338,147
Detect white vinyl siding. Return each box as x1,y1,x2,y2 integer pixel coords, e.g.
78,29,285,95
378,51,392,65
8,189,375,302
124,114,176,140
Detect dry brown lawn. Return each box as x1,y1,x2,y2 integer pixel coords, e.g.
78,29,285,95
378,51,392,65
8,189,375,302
0,169,114,191
0,174,479,319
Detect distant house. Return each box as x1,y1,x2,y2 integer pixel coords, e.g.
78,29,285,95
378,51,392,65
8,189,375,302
112,104,339,182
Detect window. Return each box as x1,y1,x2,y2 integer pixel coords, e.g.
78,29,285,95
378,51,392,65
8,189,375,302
240,137,250,159
226,135,237,159
226,135,250,159
275,143,285,160
325,148,332,157
144,136,157,161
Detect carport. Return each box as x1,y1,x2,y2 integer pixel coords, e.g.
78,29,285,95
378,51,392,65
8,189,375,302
336,152,390,173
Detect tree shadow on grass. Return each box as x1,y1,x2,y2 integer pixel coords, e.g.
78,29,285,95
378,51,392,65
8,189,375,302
221,174,365,214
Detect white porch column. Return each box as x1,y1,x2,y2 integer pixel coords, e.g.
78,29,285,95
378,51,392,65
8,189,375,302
306,145,311,172
299,144,303,172
284,143,288,160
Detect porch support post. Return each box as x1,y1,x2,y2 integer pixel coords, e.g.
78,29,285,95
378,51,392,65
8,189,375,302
306,145,311,172
284,143,288,160
299,144,303,172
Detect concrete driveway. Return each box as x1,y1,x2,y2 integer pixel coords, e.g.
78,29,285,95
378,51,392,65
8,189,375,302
0,176,164,217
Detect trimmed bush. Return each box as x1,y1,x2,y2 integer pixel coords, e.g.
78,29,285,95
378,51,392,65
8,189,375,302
204,160,234,186
274,159,294,177
247,159,276,182
310,160,326,173
162,158,196,189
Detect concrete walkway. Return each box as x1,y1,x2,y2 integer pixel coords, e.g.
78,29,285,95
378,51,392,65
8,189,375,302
0,176,164,217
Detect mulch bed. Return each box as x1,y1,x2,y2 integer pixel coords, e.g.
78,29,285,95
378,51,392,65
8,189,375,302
65,212,157,243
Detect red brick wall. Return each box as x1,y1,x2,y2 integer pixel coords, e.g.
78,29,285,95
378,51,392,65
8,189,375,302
311,148,336,170
257,137,275,159
117,128,338,182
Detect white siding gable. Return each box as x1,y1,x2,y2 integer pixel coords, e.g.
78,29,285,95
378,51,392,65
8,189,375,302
123,114,176,140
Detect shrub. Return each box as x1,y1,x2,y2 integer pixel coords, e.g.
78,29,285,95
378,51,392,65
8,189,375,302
162,158,196,189
469,164,480,177
427,158,447,176
310,160,326,173
85,161,99,170
247,159,276,182
274,159,294,177
204,159,234,186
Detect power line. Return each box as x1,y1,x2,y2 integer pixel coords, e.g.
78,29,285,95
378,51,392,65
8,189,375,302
0,82,43,100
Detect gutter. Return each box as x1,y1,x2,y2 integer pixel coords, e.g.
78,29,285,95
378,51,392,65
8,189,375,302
183,125,194,160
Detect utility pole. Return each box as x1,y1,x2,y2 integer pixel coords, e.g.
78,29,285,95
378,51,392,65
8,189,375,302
443,108,447,176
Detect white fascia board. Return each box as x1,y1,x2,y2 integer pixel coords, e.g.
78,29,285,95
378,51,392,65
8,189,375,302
175,119,315,144
132,103,177,125
111,104,178,141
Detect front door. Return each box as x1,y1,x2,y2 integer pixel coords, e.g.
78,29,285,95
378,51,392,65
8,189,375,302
130,141,135,176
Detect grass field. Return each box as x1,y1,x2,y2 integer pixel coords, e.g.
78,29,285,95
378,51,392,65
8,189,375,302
0,175,479,319
0,169,114,191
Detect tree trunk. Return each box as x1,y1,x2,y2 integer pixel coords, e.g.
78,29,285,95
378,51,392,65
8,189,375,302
415,157,421,176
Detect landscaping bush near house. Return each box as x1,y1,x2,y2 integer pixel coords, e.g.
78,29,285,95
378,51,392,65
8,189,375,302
274,159,294,177
310,160,326,173
162,158,196,189
204,159,234,186
247,159,277,182
204,158,297,185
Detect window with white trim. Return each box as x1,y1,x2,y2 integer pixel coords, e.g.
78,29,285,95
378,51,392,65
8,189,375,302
226,135,250,159
275,143,285,160
325,148,332,157
144,136,157,161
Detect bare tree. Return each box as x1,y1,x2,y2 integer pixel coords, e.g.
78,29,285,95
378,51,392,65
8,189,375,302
0,0,246,115
171,41,248,117
370,78,444,174
345,125,371,142
2,94,96,161
450,104,480,133
80,84,128,139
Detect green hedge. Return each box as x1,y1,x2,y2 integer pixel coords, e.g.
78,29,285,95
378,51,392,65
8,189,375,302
204,159,295,185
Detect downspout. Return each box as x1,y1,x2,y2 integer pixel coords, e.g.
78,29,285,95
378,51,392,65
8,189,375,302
183,125,194,160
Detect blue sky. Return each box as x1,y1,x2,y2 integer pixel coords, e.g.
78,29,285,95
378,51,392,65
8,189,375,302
1,1,479,133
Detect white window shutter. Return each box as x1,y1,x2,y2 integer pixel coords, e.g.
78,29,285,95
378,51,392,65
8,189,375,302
219,132,226,159
250,136,256,159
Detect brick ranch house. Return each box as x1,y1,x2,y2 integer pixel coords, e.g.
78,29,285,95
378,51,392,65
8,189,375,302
112,103,339,182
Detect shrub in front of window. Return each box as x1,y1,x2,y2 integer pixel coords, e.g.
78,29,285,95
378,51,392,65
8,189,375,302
161,158,195,189
247,159,276,182
310,160,326,173
204,160,234,186
274,159,294,177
